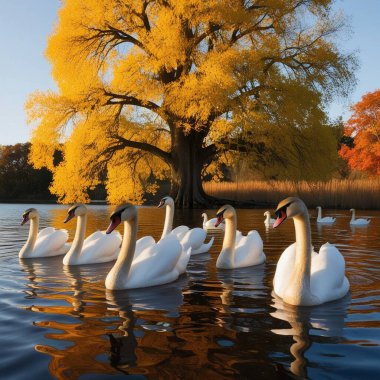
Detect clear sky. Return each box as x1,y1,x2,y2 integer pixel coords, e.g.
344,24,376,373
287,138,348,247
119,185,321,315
0,0,379,145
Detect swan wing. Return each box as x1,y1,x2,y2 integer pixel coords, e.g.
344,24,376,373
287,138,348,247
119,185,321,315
310,243,349,302
235,230,243,244
234,231,265,267
351,218,370,225
180,228,206,250
191,236,214,254
204,217,225,229
134,236,156,260
33,228,69,257
79,231,122,263
171,225,189,239
318,217,336,223
37,227,56,239
127,237,182,287
273,243,297,299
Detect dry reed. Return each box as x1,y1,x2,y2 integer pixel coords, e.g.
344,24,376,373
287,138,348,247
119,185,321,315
203,179,380,209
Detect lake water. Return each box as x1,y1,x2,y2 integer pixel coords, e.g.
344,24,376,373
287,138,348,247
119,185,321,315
0,203,379,379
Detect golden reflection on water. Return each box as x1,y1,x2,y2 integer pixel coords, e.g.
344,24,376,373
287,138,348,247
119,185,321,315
9,206,380,379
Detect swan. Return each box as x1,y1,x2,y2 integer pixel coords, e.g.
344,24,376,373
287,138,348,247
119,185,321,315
273,197,349,306
214,205,265,269
349,208,370,225
316,206,336,224
62,204,122,265
202,212,225,230
19,208,70,258
105,203,184,290
264,211,276,226
158,196,214,254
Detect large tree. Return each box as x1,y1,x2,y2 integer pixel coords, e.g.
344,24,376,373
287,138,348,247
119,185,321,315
27,0,356,207
340,89,380,176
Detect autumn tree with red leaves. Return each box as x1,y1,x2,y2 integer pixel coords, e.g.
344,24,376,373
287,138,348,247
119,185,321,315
340,90,380,176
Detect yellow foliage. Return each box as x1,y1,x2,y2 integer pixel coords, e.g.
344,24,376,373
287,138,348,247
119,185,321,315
26,0,355,204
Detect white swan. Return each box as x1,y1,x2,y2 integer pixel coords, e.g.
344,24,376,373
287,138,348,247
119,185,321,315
214,205,265,269
316,206,336,224
264,211,276,226
273,197,349,306
202,212,225,230
105,204,184,290
349,208,370,225
62,204,122,265
19,208,70,258
158,196,214,254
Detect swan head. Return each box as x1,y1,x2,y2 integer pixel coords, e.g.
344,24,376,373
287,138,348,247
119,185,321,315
106,203,136,234
349,208,354,212
64,203,87,223
21,208,38,225
273,197,308,228
264,211,270,217
157,196,174,208
215,205,235,227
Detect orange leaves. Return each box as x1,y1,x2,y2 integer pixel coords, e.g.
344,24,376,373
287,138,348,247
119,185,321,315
339,89,380,176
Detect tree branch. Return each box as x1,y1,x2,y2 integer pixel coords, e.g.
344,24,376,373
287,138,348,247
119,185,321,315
109,134,172,164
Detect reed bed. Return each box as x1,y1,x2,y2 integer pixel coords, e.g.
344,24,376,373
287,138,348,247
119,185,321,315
203,179,380,209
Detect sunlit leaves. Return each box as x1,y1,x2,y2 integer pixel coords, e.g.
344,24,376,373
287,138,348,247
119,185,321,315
26,0,356,203
340,90,380,176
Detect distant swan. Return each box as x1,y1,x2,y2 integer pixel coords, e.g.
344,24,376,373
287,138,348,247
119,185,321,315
62,204,122,265
158,196,214,254
214,205,265,269
264,211,276,226
349,208,370,226
316,206,336,224
273,197,349,306
19,208,70,258
105,204,183,290
202,212,225,230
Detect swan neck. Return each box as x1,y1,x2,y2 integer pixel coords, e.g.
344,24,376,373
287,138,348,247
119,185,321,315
284,211,316,305
351,209,355,222
65,214,87,262
112,216,138,279
317,207,322,219
20,216,39,257
265,213,270,223
217,211,237,268
293,214,312,282
203,214,208,223
161,203,174,239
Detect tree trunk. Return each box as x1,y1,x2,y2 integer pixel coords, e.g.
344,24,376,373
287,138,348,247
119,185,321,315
170,127,215,208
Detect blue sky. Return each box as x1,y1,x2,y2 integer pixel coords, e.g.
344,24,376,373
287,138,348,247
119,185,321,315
0,0,379,145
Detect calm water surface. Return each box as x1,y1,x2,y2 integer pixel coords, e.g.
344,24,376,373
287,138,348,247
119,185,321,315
0,204,379,379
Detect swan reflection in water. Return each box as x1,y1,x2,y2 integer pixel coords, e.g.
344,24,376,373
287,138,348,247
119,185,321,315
270,293,351,378
216,264,266,332
105,275,188,372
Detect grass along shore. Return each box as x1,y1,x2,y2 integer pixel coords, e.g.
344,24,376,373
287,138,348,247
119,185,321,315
203,179,380,209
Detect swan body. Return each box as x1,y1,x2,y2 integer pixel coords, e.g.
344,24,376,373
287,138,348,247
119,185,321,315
202,212,225,230
316,206,336,224
105,204,185,290
133,235,191,275
273,197,349,306
264,211,276,226
349,208,370,225
19,208,70,258
158,196,214,254
63,204,122,265
214,205,265,269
